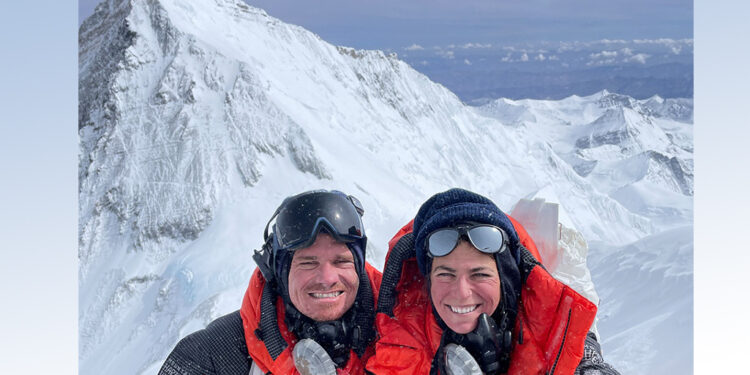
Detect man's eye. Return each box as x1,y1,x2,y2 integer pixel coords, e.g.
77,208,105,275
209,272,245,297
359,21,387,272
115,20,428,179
473,273,491,279
436,273,455,278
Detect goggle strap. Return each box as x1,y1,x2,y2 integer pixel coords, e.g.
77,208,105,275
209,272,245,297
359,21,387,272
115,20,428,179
253,241,276,283
263,205,283,242
348,195,365,216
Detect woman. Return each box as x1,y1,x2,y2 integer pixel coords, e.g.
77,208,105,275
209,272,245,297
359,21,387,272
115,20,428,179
366,188,619,375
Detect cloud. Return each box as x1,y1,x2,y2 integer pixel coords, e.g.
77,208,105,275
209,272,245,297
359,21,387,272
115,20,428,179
599,39,628,44
460,42,492,49
500,52,538,63
590,50,619,59
670,45,682,54
633,38,678,44
404,44,424,51
419,60,429,66
586,58,616,66
620,47,633,56
625,53,649,64
464,59,472,65
436,50,455,59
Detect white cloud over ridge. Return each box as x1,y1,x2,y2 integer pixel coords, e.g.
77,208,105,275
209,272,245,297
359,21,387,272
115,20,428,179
633,38,693,44
402,38,689,68
422,39,693,54
587,58,616,66
436,50,455,59
625,53,649,64
461,42,492,49
590,50,619,59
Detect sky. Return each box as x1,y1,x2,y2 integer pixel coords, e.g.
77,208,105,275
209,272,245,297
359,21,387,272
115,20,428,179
78,0,693,49
77,0,695,102
0,0,747,373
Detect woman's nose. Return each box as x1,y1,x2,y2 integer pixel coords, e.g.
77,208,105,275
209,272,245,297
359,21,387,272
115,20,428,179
455,276,473,299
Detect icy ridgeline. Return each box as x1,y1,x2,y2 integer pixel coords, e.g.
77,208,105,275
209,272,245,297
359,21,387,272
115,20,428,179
78,0,688,374
478,92,693,373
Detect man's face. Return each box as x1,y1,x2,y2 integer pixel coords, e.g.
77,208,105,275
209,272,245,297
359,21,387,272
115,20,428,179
288,233,360,321
430,240,501,334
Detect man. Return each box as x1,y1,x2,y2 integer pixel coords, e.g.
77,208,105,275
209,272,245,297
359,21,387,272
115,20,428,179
159,190,382,375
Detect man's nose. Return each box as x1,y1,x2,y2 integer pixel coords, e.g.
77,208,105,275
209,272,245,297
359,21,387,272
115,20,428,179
316,261,339,286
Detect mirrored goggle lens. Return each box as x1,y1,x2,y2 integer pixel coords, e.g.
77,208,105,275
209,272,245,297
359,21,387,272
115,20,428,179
466,226,505,254
427,228,461,257
427,225,506,257
275,191,363,249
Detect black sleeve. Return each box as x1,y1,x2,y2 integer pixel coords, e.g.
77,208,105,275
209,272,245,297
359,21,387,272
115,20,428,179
573,332,621,375
158,332,218,375
157,310,251,375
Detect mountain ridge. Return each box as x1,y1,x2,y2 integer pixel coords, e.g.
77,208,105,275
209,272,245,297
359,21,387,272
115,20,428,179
78,0,691,373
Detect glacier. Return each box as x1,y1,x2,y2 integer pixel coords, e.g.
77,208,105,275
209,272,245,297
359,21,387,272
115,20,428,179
78,0,693,374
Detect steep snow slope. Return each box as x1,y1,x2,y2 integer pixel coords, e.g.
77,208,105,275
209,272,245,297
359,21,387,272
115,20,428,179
478,92,693,231
78,0,690,374
590,226,693,375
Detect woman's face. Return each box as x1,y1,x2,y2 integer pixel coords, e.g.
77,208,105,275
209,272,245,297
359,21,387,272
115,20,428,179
429,240,501,334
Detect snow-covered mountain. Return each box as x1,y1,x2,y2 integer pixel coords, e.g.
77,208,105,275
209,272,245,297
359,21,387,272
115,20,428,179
78,0,692,374
478,92,693,231
588,225,693,375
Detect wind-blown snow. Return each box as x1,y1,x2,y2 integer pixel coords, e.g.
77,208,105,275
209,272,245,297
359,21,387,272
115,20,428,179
78,0,693,374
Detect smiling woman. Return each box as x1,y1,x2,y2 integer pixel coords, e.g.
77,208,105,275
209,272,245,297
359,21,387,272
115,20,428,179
430,241,501,334
366,188,619,375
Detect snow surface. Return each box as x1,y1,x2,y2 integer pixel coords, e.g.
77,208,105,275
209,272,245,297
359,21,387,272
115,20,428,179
78,0,693,374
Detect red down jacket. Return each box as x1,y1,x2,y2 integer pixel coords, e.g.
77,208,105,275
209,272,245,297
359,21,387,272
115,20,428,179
240,264,383,374
365,218,597,375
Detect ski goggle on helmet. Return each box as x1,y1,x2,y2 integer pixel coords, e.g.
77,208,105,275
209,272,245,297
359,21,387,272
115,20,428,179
426,223,508,258
264,190,366,251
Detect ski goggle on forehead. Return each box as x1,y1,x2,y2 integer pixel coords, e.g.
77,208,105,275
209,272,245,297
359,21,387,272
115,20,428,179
426,224,508,257
264,190,365,251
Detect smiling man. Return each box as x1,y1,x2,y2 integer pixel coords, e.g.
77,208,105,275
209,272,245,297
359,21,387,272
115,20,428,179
287,233,361,322
159,190,381,375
